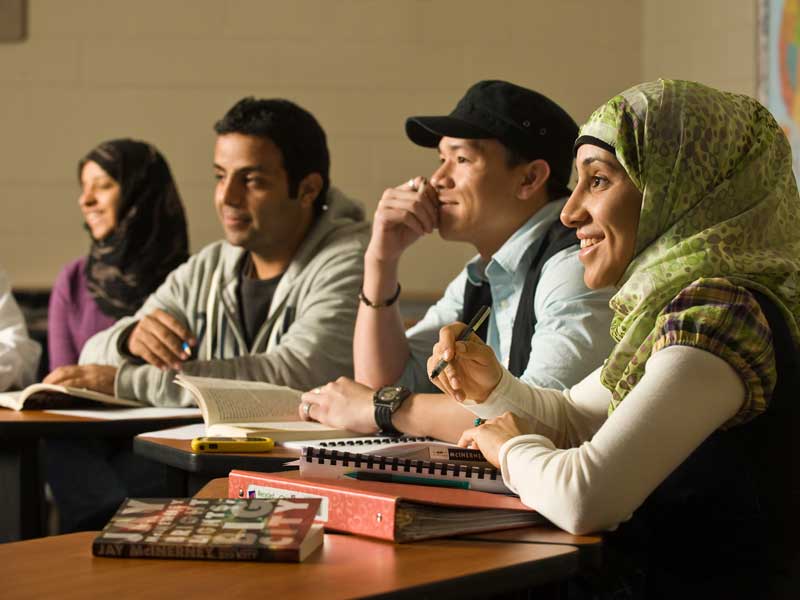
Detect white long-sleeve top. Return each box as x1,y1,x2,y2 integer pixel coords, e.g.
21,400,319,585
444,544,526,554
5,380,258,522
466,345,745,535
0,269,41,391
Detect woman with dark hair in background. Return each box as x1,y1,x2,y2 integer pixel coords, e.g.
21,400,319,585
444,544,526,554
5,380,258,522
43,139,188,534
47,139,189,370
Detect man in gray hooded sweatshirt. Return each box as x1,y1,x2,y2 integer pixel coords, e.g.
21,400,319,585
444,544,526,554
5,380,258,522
47,97,370,406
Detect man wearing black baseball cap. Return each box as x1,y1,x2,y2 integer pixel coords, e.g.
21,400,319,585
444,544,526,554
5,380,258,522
299,81,614,441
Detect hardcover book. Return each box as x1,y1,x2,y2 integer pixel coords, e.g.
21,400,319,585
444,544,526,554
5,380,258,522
229,470,543,543
92,497,324,562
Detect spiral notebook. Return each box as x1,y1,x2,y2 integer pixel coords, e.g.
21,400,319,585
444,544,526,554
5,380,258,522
295,438,512,495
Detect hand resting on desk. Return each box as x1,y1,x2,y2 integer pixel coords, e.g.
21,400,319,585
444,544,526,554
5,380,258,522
457,412,525,467
298,377,378,434
44,364,117,395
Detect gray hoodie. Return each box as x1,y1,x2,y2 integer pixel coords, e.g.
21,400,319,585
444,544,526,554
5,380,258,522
79,187,369,406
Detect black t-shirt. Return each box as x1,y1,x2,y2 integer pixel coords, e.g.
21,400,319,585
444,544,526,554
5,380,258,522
237,256,283,349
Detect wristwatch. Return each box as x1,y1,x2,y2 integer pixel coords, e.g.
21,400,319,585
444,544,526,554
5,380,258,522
373,385,411,436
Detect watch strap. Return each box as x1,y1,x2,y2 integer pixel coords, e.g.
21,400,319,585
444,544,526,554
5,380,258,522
374,403,401,436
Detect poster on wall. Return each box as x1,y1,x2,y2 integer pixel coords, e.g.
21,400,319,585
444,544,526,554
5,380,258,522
760,0,800,178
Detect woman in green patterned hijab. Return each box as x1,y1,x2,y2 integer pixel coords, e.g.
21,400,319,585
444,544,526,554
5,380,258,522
428,79,800,596
580,79,800,420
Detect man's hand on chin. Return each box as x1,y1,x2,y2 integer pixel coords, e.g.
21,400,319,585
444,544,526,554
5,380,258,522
43,365,117,396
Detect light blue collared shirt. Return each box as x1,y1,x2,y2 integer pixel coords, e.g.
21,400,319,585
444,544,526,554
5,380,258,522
397,199,615,392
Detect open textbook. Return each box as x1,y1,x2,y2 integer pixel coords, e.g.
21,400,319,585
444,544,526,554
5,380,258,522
0,383,140,411
174,374,355,442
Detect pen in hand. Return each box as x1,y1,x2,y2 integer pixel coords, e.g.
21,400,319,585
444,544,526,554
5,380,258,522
429,305,491,380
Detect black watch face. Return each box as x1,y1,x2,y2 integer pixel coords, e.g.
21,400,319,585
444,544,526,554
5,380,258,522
377,386,407,411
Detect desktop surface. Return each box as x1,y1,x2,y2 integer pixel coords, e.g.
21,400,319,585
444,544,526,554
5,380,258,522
1,530,578,599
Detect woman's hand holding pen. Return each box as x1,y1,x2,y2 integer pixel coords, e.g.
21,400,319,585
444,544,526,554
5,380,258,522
427,322,503,403
366,176,440,263
127,308,195,371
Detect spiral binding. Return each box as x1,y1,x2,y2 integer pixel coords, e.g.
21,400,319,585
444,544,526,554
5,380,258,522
303,446,500,481
313,436,432,448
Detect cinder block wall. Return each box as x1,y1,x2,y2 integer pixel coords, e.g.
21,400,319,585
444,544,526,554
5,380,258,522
0,0,755,294
642,0,757,96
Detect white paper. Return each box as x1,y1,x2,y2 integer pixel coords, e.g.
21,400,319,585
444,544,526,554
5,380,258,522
45,407,202,421
135,423,208,440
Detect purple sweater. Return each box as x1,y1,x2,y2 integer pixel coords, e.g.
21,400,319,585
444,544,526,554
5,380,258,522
48,257,117,371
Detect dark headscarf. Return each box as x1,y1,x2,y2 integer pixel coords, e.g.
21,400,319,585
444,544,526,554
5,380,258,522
80,139,189,318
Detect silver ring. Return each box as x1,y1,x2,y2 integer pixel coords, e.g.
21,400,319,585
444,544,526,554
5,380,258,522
302,402,312,418
407,178,416,191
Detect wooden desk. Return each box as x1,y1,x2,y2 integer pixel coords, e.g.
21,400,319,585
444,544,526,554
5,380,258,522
194,476,236,498
0,531,579,599
0,409,201,542
134,431,298,496
459,526,603,571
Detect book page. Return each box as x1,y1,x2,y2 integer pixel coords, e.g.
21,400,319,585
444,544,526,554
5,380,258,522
136,423,207,440
175,375,302,425
0,391,23,410
207,422,355,443
0,384,140,411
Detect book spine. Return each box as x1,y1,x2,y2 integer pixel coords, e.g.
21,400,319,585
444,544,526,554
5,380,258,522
228,472,397,541
92,540,298,562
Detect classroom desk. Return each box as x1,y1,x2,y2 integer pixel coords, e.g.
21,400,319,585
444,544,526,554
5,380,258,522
133,425,298,496
0,531,579,600
0,409,201,542
459,524,603,572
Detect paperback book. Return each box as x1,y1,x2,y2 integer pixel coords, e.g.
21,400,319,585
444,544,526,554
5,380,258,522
92,497,324,562
0,383,140,411
174,374,356,442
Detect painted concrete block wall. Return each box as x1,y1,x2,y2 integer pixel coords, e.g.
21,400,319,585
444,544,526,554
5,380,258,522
1,0,642,291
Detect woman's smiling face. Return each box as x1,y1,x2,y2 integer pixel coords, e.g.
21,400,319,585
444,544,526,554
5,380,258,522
561,144,643,289
79,160,121,241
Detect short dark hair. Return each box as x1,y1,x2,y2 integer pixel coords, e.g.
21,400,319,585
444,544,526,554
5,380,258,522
214,97,330,216
504,145,571,201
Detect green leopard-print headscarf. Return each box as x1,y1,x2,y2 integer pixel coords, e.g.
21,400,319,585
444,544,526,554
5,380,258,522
578,79,800,410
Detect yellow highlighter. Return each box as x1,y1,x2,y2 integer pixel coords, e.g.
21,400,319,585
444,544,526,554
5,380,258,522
191,436,274,453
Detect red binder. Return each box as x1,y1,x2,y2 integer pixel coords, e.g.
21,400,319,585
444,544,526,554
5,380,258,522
228,469,542,543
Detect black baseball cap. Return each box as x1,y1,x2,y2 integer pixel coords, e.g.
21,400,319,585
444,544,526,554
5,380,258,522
405,80,578,196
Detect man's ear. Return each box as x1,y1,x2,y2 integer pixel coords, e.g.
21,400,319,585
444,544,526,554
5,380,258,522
296,172,324,209
516,159,550,200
